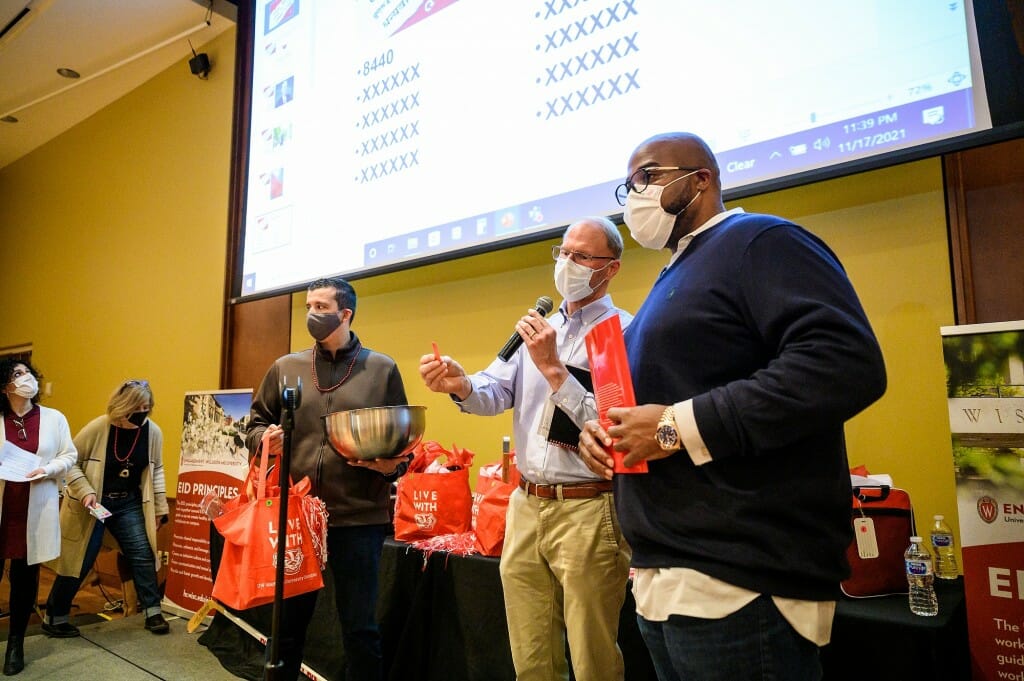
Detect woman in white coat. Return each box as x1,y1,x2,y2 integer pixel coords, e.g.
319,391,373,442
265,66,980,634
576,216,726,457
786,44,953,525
0,358,77,676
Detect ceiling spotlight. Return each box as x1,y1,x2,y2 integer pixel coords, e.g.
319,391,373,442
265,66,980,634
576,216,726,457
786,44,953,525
1,116,18,123
56,68,80,79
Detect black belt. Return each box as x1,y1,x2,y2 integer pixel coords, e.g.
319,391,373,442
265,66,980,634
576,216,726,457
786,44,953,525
518,478,613,500
103,491,134,500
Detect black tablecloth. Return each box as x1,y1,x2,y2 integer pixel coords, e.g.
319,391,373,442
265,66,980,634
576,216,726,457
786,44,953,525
380,543,970,681
378,539,656,681
821,578,969,681
200,532,968,681
198,533,655,681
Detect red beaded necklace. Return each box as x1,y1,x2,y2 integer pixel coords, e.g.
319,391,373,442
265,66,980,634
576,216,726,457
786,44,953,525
311,342,362,393
113,425,143,463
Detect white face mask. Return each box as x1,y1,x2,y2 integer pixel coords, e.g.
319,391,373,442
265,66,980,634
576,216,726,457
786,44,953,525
9,373,38,399
554,256,613,303
623,170,702,250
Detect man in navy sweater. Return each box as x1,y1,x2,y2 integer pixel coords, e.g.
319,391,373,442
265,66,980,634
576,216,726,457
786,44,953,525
578,132,887,681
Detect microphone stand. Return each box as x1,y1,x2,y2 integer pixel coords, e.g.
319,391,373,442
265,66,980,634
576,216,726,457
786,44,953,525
265,378,301,681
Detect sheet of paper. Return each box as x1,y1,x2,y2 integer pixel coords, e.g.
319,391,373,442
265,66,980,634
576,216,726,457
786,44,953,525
850,473,895,488
0,441,43,482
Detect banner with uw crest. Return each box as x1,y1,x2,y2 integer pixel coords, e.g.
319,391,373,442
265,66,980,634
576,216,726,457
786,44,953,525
942,321,1024,681
162,389,252,617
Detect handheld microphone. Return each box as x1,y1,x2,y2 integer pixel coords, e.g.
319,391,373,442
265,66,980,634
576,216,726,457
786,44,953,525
498,296,554,362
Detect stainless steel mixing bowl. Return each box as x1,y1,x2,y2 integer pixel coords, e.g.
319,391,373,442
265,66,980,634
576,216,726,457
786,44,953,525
322,405,426,460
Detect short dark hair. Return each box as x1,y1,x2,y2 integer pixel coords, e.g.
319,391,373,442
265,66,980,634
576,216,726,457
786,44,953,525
0,357,42,414
308,277,358,322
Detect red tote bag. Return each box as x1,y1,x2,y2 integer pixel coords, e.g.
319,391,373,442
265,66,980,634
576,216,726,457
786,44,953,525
393,441,474,542
211,433,328,610
471,460,519,557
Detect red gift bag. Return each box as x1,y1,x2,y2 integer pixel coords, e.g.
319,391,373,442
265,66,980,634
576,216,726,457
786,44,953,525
471,458,519,556
212,433,328,610
394,441,474,542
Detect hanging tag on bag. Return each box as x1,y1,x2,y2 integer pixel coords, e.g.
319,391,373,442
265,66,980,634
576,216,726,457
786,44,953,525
842,484,914,598
853,517,879,559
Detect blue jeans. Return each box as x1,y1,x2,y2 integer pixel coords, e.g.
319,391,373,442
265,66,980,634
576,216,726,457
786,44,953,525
327,524,388,681
637,594,822,681
46,493,162,622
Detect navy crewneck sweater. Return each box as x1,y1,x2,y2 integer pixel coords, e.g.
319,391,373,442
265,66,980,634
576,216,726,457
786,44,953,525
617,211,887,600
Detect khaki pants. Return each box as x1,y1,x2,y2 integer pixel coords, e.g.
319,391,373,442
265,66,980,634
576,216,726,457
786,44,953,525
499,488,631,681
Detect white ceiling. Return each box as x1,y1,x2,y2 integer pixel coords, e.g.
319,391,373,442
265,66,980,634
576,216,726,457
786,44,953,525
0,0,236,170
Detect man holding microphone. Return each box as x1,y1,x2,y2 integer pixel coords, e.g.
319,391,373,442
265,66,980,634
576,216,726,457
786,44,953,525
419,216,633,681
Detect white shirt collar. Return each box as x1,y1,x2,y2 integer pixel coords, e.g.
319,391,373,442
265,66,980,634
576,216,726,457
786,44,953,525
668,207,745,266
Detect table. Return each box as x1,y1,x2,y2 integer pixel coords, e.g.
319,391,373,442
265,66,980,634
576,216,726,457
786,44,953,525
379,542,970,681
200,534,969,681
378,539,656,681
197,534,655,681
821,577,969,681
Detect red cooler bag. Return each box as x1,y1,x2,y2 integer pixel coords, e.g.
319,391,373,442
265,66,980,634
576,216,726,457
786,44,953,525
840,485,915,598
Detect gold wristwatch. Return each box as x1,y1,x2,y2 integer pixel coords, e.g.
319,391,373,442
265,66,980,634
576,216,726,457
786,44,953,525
655,406,681,451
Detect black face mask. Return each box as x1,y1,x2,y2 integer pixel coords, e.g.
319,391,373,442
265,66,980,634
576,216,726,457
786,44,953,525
128,411,149,427
306,311,343,341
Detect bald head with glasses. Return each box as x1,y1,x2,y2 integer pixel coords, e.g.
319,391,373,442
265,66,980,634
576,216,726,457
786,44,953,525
616,132,725,252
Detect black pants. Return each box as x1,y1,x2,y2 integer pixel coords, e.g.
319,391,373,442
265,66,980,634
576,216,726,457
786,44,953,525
2,560,39,639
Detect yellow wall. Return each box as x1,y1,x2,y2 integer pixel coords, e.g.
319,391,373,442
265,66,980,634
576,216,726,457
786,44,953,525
0,29,237,486
1,24,959,541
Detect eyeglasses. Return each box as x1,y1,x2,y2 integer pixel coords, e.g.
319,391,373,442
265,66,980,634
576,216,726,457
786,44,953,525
119,379,150,393
551,245,616,265
614,166,703,206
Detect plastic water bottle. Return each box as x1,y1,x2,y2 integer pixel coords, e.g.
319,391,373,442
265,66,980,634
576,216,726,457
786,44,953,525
930,514,959,580
905,536,938,616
